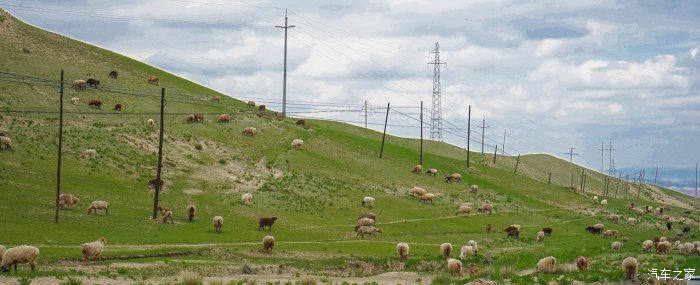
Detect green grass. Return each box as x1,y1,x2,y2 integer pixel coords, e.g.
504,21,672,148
0,8,697,284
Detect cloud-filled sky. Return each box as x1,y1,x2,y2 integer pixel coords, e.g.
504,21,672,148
4,0,700,180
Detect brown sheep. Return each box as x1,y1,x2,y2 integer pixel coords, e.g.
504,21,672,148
0,136,12,149
258,216,277,231
247,101,255,108
621,257,637,280
148,75,159,85
411,164,422,174
603,230,618,238
58,193,80,208
542,227,553,236
186,204,196,222
258,105,266,111
656,241,671,254
419,193,435,203
576,256,588,271
211,96,220,102
157,206,173,224
218,114,230,123
194,113,204,123
88,99,102,109
86,78,100,87
295,119,305,126
485,224,492,234
507,229,520,239
477,203,493,214
186,114,196,123
108,70,118,79
242,127,257,136
113,104,122,111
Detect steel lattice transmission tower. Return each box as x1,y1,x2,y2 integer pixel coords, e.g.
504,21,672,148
428,42,447,141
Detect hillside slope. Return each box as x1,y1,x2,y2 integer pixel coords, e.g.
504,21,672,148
0,9,697,284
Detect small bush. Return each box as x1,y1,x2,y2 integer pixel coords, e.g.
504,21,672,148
300,277,317,285
179,271,203,285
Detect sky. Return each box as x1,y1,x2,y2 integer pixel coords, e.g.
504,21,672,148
3,0,700,190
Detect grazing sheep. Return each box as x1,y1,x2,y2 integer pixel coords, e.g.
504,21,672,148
396,242,409,261
258,105,266,111
356,226,382,239
537,231,545,242
262,235,275,253
627,217,637,225
634,208,644,216
592,195,599,204
194,113,204,123
683,226,690,234
158,207,173,224
666,222,672,231
218,114,230,123
440,243,452,259
576,256,588,271
536,256,556,274
258,216,277,231
507,229,520,239
147,119,155,126
186,204,196,222
358,213,376,221
505,226,517,233
81,149,97,159
291,139,303,149
0,136,10,149
73,80,87,91
629,202,635,209
477,203,493,214
603,230,618,238
87,200,108,214
113,104,122,111
409,187,427,197
148,75,159,85
470,184,478,194
468,240,478,253
86,78,100,87
621,257,637,280
612,241,623,251
241,193,253,205
0,246,39,272
608,214,621,223
295,119,305,126
646,206,653,213
242,127,258,136
211,96,220,102
425,168,438,176
585,226,601,234
419,193,435,203
355,217,375,231
600,199,607,205
459,245,475,259
362,196,375,208
411,164,422,174
58,193,80,208
88,99,102,109
81,237,106,265
108,70,118,79
447,258,462,277
70,97,80,105
485,224,492,234
445,173,461,183
593,223,604,229
247,101,255,108
656,241,671,254
213,216,223,232
642,240,654,252
186,114,196,123
542,227,553,236
455,204,472,216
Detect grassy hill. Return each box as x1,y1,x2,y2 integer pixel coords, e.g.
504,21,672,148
0,9,697,284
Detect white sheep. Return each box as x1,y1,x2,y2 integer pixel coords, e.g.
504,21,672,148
470,184,478,194
419,193,435,203
409,187,427,197
611,241,623,251
447,258,462,277
683,242,695,255
467,240,478,253
634,208,644,216
241,193,252,205
627,217,637,225
70,97,80,105
0,136,12,149
1,245,39,272
87,200,108,215
147,119,155,126
459,245,475,259
355,217,375,231
81,237,106,265
262,235,275,253
621,257,637,280
213,216,223,232
592,195,599,204
291,139,303,149
600,199,607,205
608,214,621,223
537,256,556,273
455,204,472,216
58,193,80,208
642,240,654,252
362,197,375,208
396,242,409,261
537,231,545,242
593,223,604,229
80,149,97,159
356,226,382,239
440,243,452,259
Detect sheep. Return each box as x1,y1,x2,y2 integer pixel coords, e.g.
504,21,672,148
73,79,87,91
258,105,266,111
621,257,637,280
355,217,375,231
0,246,39,272
536,256,556,274
611,241,623,251
447,258,462,277
592,195,598,204
241,193,253,205
626,217,637,225
445,173,461,183
218,114,230,123
158,207,173,224
634,208,644,216
194,113,204,123
419,193,435,203
666,222,672,231
455,204,472,216
440,243,452,259
0,136,10,149
356,226,382,239
211,95,221,102
642,240,654,252
108,70,118,79
213,216,223,232
425,168,438,176
477,203,493,214
656,241,671,254
659,236,668,243
537,231,545,242
258,216,277,231
147,119,155,126
603,230,618,238
629,202,635,209
247,101,255,108
683,226,690,234
600,199,607,205
593,223,604,229
148,75,159,85
470,184,478,194
507,229,520,239
505,225,519,232
262,235,275,253
608,214,621,223
295,119,305,126
81,149,97,159
58,193,80,208
459,245,475,259
409,187,427,197
81,237,106,265
362,196,375,208
576,256,588,271
114,104,122,111
411,164,422,174
86,78,100,87
242,127,258,136
682,242,694,255
88,99,102,109
186,114,196,123
585,226,602,234
70,97,80,105
186,204,196,222
655,207,661,214
87,200,108,215
485,224,492,234
646,205,653,213
358,213,376,221
542,227,553,236
291,139,304,149
396,242,409,261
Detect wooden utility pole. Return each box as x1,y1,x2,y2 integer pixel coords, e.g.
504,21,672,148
570,173,573,188
152,88,166,219
580,169,585,190
379,103,390,158
514,154,520,174
502,128,506,155
615,173,622,198
466,105,471,168
565,147,578,163
547,172,552,184
276,9,295,117
419,101,423,165
598,141,605,173
493,144,497,164
54,69,64,223
477,116,490,156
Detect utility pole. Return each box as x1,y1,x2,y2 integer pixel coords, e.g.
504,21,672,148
466,105,471,168
598,141,605,173
55,69,64,223
379,103,390,159
608,141,615,176
419,101,423,165
477,116,490,156
502,129,506,155
428,42,446,141
275,9,295,117
363,100,368,129
564,147,579,163
514,154,520,174
152,88,166,219
493,144,498,164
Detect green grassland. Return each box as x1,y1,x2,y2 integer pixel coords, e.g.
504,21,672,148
0,9,698,284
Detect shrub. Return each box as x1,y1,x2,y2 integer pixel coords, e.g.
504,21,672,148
300,277,317,285
179,271,203,285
